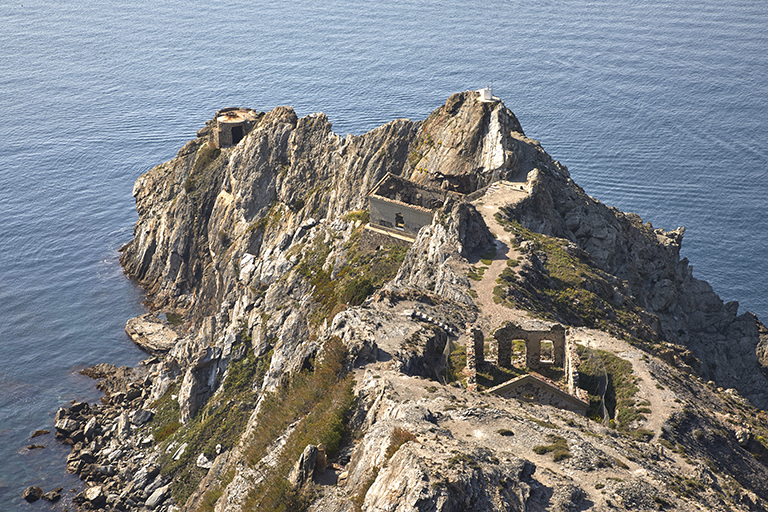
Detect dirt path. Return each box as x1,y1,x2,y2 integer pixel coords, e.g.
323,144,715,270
469,182,542,333
568,327,681,438
468,182,680,439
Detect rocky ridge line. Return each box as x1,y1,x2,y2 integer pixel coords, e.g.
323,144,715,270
45,91,768,511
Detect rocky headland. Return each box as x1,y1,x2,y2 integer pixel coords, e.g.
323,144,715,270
45,91,768,511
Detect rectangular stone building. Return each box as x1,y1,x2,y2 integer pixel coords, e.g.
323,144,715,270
368,173,459,239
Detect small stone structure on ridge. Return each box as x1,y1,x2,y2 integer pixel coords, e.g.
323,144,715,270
213,108,260,148
476,86,500,103
367,172,461,241
465,322,589,415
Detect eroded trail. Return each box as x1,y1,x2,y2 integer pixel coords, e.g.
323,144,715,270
467,182,681,439
468,182,532,332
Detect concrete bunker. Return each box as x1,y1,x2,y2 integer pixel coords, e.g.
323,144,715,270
213,108,260,148
367,172,461,240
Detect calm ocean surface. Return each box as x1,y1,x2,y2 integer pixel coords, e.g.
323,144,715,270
1,0,766,507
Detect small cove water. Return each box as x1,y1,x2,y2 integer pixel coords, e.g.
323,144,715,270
1,0,767,507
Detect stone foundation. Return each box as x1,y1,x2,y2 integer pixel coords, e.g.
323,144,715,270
466,323,587,414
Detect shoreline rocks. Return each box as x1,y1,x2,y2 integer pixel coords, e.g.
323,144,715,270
125,313,180,355
52,361,176,511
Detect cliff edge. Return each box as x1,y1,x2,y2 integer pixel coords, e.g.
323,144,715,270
52,91,768,511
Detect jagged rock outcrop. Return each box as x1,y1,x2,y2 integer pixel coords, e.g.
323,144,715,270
388,198,493,306
503,159,768,408
52,91,768,512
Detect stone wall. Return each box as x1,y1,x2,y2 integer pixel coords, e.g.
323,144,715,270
492,323,565,369
370,172,456,209
369,196,434,236
466,323,586,414
465,326,483,392
213,108,260,148
490,375,588,415
565,336,581,396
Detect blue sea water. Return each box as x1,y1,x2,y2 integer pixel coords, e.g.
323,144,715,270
1,0,766,508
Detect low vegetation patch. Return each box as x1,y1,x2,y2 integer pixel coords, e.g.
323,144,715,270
527,417,559,430
577,345,651,437
491,216,656,343
532,434,572,461
445,347,467,385
480,245,497,265
184,142,221,195
449,452,482,470
242,337,356,512
153,346,271,505
476,363,525,390
296,225,408,325
343,209,370,224
467,265,486,281
385,427,418,459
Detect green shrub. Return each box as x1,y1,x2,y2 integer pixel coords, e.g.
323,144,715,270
385,427,418,459
166,312,184,326
449,452,481,470
154,422,182,443
218,230,230,248
467,266,486,281
340,277,375,306
532,435,571,461
343,210,370,224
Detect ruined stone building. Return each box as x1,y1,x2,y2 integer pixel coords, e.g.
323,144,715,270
465,323,589,415
367,172,461,240
213,108,260,148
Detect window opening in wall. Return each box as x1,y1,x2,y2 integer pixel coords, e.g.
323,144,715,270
512,339,526,358
231,125,244,145
395,213,404,229
540,340,554,363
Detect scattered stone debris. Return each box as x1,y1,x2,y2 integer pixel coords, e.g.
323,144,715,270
52,361,173,511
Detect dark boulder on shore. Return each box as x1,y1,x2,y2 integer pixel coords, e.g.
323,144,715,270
22,485,42,502
41,487,63,502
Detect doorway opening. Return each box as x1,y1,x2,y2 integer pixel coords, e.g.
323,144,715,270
231,125,244,145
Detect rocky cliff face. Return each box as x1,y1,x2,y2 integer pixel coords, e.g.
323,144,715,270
53,91,768,512
504,159,768,408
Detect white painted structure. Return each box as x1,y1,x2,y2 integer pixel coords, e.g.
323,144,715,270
477,86,499,103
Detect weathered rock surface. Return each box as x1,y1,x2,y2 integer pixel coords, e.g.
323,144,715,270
50,91,768,512
41,487,63,502
22,486,42,502
125,313,180,354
